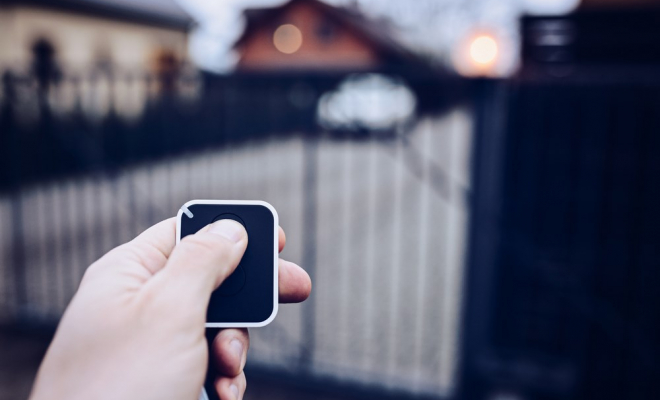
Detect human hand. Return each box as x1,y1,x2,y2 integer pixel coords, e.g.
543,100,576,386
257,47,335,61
204,224,311,400
29,218,311,400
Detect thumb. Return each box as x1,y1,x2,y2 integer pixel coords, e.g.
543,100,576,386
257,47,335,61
145,219,248,311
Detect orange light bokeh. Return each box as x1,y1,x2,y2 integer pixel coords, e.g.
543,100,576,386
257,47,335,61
469,35,498,65
273,24,303,54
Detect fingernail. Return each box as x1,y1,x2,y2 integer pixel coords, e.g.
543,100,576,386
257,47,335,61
230,384,239,400
209,220,245,243
230,338,243,360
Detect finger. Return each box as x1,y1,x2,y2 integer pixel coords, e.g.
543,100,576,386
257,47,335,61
130,217,177,257
125,218,177,274
212,328,249,378
215,372,246,400
278,259,312,303
86,218,176,279
145,220,247,309
278,226,286,253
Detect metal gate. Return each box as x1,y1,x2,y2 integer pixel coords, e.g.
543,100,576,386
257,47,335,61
0,69,471,398
460,78,660,400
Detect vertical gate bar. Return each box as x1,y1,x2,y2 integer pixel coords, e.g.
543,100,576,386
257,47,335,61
301,135,318,369
9,191,27,318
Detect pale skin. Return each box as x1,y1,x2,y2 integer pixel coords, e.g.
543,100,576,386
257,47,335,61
29,218,312,400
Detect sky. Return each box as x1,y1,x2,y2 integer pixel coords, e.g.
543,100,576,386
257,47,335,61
175,0,580,74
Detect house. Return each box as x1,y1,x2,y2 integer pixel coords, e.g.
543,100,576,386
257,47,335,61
521,0,660,75
233,0,420,72
0,0,193,73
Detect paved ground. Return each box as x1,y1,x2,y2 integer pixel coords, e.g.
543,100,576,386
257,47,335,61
0,328,50,400
0,329,410,400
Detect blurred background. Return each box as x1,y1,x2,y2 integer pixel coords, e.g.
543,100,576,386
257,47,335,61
0,0,659,399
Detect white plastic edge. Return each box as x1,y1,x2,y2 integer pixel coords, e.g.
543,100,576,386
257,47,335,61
176,199,279,328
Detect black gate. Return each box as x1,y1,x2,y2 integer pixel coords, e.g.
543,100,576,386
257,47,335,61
461,76,660,400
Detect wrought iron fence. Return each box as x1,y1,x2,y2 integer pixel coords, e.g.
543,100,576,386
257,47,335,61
0,68,470,398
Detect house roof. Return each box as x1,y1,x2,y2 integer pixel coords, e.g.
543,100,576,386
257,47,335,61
2,0,194,31
233,0,420,67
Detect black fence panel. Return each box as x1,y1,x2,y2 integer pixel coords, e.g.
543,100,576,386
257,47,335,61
461,77,660,400
0,70,463,192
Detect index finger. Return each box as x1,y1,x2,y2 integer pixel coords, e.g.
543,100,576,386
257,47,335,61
279,226,286,252
101,218,177,276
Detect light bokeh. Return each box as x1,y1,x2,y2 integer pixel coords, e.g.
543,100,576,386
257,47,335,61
273,24,303,54
469,35,498,65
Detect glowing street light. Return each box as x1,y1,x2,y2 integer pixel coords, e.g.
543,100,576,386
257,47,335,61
469,35,498,66
453,31,505,77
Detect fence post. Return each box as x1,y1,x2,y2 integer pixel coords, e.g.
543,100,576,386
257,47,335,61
2,72,29,319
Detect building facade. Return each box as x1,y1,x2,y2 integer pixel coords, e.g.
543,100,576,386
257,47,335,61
0,0,192,73
234,0,413,72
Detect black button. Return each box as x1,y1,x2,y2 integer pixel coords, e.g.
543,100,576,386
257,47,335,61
215,265,246,296
212,213,246,228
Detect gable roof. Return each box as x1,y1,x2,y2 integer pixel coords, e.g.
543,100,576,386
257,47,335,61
3,0,194,31
234,0,419,66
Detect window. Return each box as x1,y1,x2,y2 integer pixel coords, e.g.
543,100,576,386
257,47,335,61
315,20,335,44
